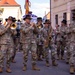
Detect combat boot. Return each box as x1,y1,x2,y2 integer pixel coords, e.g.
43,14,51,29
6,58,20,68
6,67,11,73
46,61,50,67
12,59,16,63
70,65,74,74
61,56,65,60
57,55,60,60
0,67,3,73
52,60,58,66
37,56,43,61
66,58,69,64
23,65,27,71
32,63,40,71
74,68,75,72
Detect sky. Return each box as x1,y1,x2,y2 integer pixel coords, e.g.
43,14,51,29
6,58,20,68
16,0,50,17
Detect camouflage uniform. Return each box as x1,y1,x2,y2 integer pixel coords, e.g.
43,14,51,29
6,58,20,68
50,30,57,62
69,22,75,65
56,26,61,59
60,25,67,59
42,27,49,62
0,24,14,68
36,24,44,60
65,26,71,63
66,22,75,74
21,22,38,66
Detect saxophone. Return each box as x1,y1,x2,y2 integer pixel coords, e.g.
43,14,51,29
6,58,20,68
44,26,52,47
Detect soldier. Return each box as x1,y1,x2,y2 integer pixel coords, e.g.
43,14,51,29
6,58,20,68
36,17,44,61
50,29,58,66
21,15,40,71
43,20,57,66
60,20,67,60
65,24,71,64
56,24,61,60
0,17,16,73
11,18,18,63
67,21,75,74
42,20,50,67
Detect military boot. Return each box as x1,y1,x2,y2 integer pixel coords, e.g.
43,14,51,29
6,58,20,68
32,64,40,71
61,56,65,60
12,59,16,63
52,60,58,66
66,58,69,64
38,56,43,61
6,67,11,73
57,55,60,60
23,65,27,71
46,61,50,67
74,68,75,72
70,65,74,74
0,67,3,73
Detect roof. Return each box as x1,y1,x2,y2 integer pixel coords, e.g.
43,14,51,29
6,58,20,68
0,0,20,6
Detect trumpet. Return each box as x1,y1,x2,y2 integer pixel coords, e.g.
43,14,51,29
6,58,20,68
10,23,17,30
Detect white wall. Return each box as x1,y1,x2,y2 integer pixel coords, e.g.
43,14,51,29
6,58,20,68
51,0,75,29
0,6,22,23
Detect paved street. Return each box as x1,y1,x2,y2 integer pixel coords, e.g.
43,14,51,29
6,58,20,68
0,52,73,75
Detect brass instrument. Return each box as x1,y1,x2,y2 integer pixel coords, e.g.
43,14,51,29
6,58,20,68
44,26,53,48
37,25,41,28
10,23,17,30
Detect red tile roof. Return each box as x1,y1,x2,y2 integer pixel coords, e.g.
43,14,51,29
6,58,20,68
0,0,20,6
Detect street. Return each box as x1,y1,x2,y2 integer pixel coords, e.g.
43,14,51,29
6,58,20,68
0,52,72,75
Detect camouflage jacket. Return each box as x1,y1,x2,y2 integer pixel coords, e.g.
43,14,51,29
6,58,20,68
0,24,16,45
36,24,44,45
68,22,75,43
60,25,67,42
21,22,38,44
56,26,61,42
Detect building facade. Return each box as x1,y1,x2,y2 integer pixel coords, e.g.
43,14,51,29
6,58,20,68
51,0,75,29
0,0,22,23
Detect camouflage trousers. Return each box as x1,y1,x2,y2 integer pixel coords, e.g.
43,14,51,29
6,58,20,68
57,41,66,57
66,42,70,61
37,45,44,59
50,44,57,61
43,46,49,61
0,44,13,68
69,42,75,65
56,41,61,56
22,42,37,66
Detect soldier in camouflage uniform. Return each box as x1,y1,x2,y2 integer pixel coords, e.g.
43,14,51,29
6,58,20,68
50,29,58,66
66,21,75,74
56,25,61,60
21,15,40,71
36,17,44,61
65,24,71,64
0,17,16,73
43,20,57,66
60,20,67,60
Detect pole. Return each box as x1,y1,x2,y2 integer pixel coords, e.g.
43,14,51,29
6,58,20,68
50,0,51,22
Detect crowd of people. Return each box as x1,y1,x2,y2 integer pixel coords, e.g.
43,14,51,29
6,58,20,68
0,15,75,74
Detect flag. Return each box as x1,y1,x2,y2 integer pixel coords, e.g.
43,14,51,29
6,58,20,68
25,0,31,15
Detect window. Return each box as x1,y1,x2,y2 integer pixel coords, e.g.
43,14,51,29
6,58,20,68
55,14,58,24
71,10,75,21
63,12,67,20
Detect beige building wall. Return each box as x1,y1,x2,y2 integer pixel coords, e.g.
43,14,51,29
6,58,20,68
51,0,75,29
0,6,22,23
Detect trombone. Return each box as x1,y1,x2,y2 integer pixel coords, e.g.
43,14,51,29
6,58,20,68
10,23,17,30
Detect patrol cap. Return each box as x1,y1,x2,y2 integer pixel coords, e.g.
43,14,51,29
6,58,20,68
37,17,42,21
44,19,51,24
61,19,67,25
23,14,32,20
